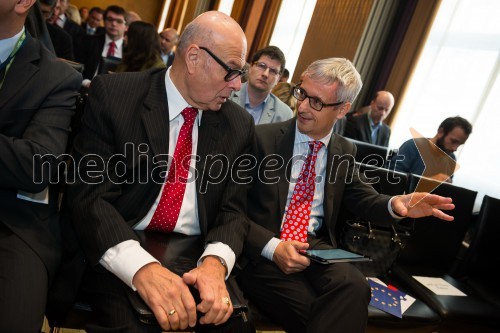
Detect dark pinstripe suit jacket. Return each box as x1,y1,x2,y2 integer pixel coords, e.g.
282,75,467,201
67,68,255,266
242,119,393,263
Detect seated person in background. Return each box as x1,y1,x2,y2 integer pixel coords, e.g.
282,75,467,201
115,21,165,73
344,90,395,147
40,0,74,60
159,27,179,68
230,45,293,124
279,68,289,82
82,7,104,35
271,81,296,114
389,116,472,182
125,10,141,25
237,57,455,333
77,5,127,86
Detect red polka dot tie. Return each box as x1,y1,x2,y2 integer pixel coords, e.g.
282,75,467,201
280,141,323,243
147,107,198,232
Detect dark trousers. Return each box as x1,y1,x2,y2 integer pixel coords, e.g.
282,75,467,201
0,223,48,333
238,259,370,333
82,263,254,333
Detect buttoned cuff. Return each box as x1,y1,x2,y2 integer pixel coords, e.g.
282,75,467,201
262,237,282,261
99,240,159,290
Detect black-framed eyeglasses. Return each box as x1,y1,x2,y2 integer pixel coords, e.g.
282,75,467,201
252,61,280,76
199,47,247,82
105,17,126,25
292,85,343,111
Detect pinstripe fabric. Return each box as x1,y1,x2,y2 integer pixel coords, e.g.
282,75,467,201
68,67,254,267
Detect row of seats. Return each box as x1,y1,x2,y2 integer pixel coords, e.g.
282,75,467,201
354,163,500,332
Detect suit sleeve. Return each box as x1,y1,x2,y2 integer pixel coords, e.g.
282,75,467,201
66,75,140,265
0,65,81,192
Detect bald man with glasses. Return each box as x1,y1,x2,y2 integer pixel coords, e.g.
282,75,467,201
230,45,293,124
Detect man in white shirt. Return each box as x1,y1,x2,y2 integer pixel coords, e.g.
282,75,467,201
66,10,254,333
77,5,126,86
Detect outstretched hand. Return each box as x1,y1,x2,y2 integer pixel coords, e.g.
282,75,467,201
392,192,455,221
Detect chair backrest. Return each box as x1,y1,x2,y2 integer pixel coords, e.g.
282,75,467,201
346,138,389,167
98,56,121,75
458,195,500,277
356,163,409,196
396,174,477,275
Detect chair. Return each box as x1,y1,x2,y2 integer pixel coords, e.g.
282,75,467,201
391,175,500,332
451,195,500,307
346,138,390,167
356,162,409,196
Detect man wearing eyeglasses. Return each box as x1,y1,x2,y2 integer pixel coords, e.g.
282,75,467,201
76,5,127,86
237,58,455,333
63,10,255,333
230,45,293,124
344,90,395,147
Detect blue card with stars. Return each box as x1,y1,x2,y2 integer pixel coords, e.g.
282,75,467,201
368,279,404,318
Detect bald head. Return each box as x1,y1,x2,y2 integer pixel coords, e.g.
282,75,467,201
369,90,395,124
159,28,179,54
176,11,246,56
170,11,247,111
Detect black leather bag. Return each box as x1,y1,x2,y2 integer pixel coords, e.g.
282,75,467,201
340,219,410,277
125,232,248,325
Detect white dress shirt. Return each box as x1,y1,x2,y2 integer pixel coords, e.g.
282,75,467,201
100,68,235,289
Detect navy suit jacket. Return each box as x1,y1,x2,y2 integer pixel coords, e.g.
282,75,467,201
344,113,391,147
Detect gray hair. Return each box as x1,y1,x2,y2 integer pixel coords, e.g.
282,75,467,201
302,58,362,104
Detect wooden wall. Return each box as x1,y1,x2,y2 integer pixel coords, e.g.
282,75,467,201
70,0,163,26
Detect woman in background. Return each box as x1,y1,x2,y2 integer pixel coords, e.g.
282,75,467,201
116,21,165,73
272,81,297,115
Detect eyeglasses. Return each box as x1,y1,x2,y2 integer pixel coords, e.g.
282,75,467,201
105,17,126,25
199,47,247,82
253,61,280,76
293,85,343,111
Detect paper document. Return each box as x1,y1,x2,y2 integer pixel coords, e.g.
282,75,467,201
413,276,467,296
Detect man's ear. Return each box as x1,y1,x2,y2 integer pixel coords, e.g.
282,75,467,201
184,44,199,76
15,0,36,16
437,127,445,139
337,102,351,119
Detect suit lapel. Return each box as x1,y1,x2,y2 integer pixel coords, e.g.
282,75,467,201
141,70,170,157
0,34,39,110
276,120,296,217
362,113,372,143
196,109,222,234
258,97,276,124
323,134,343,231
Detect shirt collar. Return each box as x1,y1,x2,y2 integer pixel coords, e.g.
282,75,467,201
0,28,24,63
368,112,381,129
104,34,124,49
164,67,202,125
294,122,332,147
244,83,269,107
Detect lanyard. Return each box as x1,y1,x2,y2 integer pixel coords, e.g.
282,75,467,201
0,30,27,89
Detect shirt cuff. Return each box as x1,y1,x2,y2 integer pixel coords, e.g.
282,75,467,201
99,240,159,290
198,242,235,279
262,237,282,261
388,196,405,220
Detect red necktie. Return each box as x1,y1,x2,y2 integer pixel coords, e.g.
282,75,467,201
146,107,198,233
107,41,116,57
280,141,323,242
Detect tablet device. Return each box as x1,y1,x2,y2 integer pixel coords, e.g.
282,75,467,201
305,249,371,264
